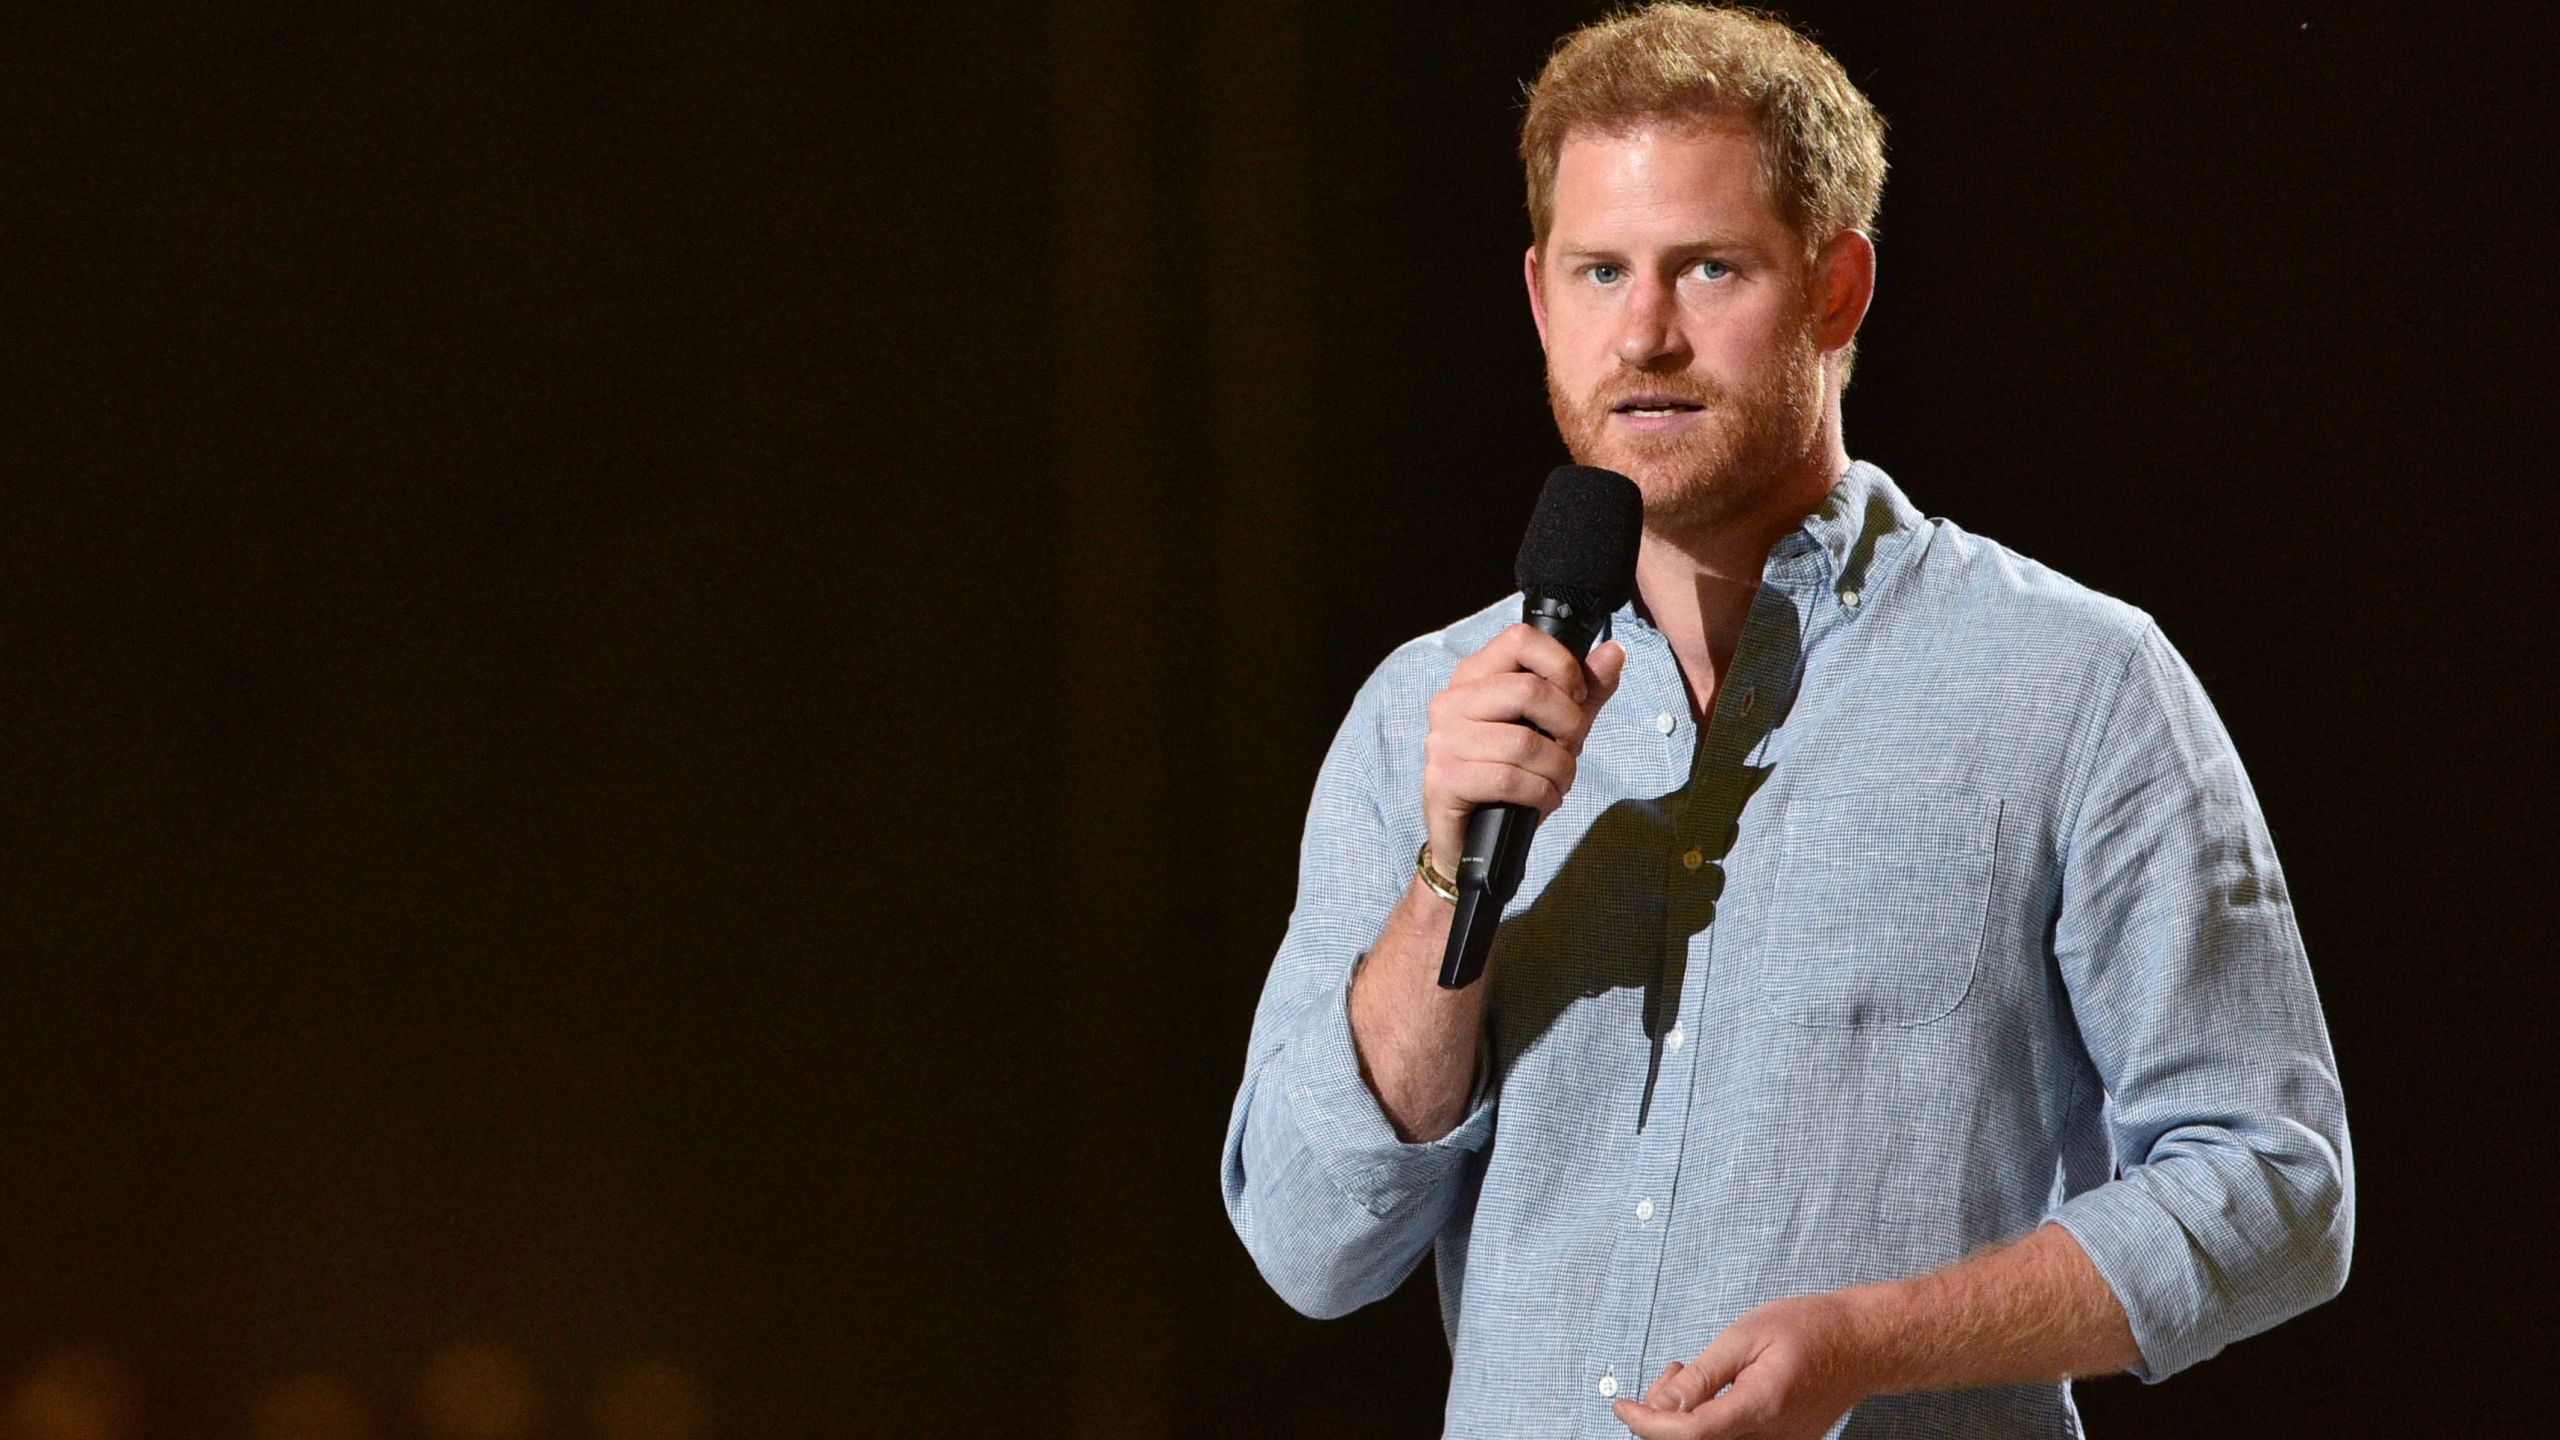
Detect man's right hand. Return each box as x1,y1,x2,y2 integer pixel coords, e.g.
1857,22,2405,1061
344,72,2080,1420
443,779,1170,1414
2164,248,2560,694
1420,624,1628,885
1349,623,1628,1143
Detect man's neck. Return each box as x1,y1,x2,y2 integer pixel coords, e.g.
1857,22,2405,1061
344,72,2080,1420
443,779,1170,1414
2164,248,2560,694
1635,441,1849,721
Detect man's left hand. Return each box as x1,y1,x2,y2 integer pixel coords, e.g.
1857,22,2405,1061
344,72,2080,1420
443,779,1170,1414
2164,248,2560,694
1611,1293,1872,1439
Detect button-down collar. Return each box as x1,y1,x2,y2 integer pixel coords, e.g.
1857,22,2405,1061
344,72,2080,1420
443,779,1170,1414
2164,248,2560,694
1615,459,1929,639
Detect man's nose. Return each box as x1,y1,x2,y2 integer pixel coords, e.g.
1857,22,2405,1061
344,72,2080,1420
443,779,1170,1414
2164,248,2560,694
1612,275,1688,369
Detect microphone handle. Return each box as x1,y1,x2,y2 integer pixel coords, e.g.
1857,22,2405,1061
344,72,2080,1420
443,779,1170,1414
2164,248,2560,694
1436,594,1607,989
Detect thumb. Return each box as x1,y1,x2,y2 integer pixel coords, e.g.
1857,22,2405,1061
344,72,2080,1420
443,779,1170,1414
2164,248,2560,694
1584,640,1628,707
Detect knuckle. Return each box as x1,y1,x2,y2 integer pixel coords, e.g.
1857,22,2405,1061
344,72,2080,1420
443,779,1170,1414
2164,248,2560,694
1504,674,1548,718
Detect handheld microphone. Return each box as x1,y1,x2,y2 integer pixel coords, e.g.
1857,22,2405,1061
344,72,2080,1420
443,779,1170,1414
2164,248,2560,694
1437,464,1643,989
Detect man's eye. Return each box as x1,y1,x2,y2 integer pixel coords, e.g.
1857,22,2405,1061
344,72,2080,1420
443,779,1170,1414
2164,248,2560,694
1691,260,1731,281
1587,264,1622,285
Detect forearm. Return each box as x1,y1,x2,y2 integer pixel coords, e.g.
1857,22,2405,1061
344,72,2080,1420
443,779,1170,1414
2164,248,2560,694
1843,1223,2140,1394
1222,879,1493,1319
1345,877,1485,1142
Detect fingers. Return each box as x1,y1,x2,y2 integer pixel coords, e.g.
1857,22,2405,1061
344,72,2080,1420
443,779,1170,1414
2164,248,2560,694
1431,748,1574,808
1610,1397,1684,1438
1422,754,1570,867
1451,623,1588,698
1432,670,1588,745
1422,625,1628,870
1443,626,1625,751
1611,1395,1734,1439
1615,1339,1746,1438
1643,1360,1686,1408
1655,1331,1748,1414
1613,1376,1760,1440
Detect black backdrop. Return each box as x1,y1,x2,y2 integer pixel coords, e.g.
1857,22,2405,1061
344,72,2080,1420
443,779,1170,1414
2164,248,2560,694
5,2,2546,1436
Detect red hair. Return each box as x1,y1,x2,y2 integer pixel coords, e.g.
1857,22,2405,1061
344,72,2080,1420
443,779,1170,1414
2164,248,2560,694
1520,4,1887,258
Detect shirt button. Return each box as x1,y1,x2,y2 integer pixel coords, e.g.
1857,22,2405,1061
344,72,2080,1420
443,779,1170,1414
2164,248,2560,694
1681,848,1703,872
1635,1197,1655,1222
1655,711,1676,735
1597,1372,1619,1398
1666,1025,1686,1051
1841,587,1862,609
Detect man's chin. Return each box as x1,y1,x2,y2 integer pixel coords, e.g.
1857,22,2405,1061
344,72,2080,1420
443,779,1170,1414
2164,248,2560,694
1566,439,1680,486
1624,455,1780,536
1558,421,1764,531
1567,446,1723,510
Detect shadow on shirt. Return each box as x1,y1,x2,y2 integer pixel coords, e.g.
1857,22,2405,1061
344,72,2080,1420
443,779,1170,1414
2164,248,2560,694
1484,580,1808,1132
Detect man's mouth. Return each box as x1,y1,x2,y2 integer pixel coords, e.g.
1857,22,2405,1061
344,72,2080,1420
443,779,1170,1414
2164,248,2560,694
1611,396,1705,418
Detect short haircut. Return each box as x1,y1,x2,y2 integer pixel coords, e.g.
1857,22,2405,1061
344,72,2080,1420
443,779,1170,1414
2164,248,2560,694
1520,4,1887,260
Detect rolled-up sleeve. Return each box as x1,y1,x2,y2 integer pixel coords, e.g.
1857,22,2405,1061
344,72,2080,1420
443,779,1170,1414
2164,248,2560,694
1220,659,1496,1320
2049,622,2354,1381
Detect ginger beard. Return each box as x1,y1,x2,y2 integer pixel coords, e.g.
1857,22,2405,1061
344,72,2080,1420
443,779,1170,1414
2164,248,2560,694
1545,297,1827,540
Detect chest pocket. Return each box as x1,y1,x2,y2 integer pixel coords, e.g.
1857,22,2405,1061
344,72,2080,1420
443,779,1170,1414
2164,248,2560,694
1756,783,2001,1029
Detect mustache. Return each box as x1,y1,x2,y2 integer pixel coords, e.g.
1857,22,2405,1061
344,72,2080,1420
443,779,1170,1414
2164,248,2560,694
1586,373,1726,411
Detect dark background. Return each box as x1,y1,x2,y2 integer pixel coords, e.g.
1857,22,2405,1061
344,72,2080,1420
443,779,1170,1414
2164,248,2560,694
4,2,2546,1436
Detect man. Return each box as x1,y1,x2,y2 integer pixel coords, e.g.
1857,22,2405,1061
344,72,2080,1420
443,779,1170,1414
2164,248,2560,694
1219,6,2351,1438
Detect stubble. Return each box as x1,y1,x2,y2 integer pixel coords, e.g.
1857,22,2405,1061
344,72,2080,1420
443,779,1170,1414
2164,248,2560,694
1545,311,1826,544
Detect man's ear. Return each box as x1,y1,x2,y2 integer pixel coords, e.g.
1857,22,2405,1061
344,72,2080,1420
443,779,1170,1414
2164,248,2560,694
1523,243,1550,352
1813,230,1876,354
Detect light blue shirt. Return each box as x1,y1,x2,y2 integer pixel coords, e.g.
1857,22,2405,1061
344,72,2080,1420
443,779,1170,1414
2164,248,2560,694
1220,462,2352,1438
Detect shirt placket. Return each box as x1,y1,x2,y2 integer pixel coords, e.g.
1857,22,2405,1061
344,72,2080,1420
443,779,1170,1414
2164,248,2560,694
1578,583,1812,1432
1575,615,1684,1421
1556,584,1802,1424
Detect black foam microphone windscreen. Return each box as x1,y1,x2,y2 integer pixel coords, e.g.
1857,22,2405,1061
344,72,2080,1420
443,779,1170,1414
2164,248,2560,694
1514,464,1646,617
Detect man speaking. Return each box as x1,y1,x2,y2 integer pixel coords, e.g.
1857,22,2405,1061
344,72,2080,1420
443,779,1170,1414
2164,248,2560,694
1218,5,2352,1437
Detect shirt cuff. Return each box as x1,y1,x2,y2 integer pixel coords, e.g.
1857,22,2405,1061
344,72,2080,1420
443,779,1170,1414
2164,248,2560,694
2050,1177,2216,1383
1277,963,1498,1220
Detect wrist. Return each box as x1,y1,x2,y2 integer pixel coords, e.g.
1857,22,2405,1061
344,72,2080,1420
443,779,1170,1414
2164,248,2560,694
1414,840,1460,903
1828,1280,1913,1399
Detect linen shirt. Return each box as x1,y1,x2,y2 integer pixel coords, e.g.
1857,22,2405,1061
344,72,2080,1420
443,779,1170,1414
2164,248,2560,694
1219,462,2352,1438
